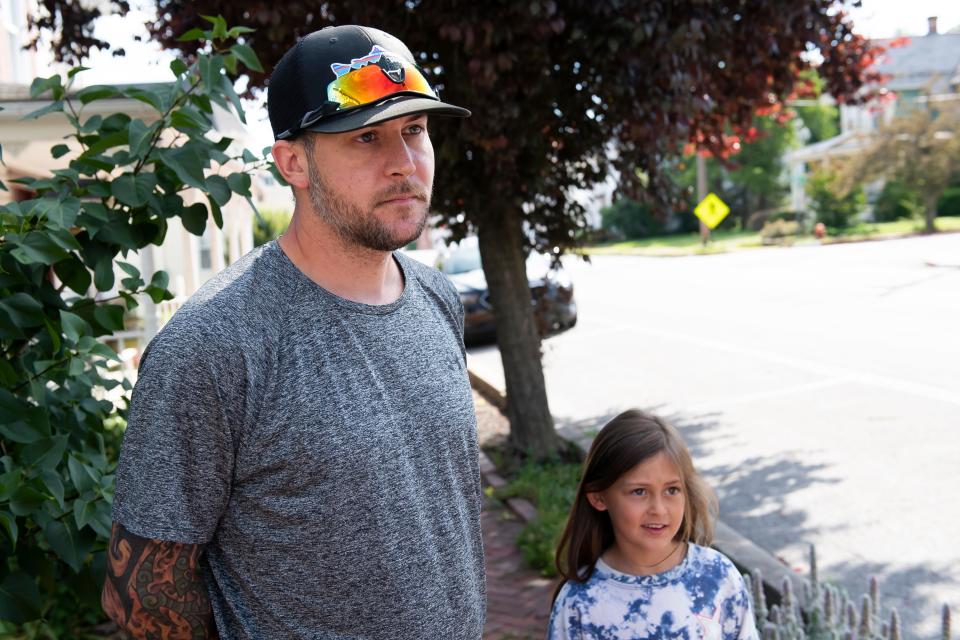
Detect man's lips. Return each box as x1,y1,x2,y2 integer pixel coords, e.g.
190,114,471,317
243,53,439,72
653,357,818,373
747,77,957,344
379,193,424,205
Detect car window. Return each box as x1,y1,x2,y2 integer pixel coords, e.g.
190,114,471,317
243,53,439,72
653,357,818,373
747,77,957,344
441,247,483,274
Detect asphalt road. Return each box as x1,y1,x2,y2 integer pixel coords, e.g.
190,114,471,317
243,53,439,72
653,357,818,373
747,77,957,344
466,233,960,637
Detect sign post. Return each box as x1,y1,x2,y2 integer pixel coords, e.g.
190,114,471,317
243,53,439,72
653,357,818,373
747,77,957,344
693,193,730,244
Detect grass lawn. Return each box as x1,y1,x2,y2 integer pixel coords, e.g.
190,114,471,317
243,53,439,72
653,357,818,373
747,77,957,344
581,216,960,257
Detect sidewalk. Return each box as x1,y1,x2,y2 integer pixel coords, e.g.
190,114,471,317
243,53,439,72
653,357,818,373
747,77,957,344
475,391,555,640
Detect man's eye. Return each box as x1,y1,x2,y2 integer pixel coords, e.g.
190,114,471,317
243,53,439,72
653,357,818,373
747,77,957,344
357,131,376,143
406,124,425,135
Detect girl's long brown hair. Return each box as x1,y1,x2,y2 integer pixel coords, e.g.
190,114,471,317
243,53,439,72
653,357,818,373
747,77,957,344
552,409,718,602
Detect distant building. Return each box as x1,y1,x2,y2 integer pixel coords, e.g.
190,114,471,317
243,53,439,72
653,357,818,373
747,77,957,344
786,17,960,215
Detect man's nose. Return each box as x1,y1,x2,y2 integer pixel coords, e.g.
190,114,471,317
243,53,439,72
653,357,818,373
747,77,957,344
384,135,417,178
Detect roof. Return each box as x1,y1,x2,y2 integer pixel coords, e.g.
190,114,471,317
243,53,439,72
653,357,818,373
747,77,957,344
873,34,960,93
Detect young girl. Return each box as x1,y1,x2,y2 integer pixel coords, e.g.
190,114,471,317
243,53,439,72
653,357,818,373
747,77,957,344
548,409,759,640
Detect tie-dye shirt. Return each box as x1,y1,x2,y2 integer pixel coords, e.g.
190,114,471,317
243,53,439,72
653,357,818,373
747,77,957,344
548,544,759,640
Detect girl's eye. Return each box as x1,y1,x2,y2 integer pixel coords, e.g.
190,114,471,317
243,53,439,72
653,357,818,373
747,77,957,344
666,486,682,496
632,488,646,496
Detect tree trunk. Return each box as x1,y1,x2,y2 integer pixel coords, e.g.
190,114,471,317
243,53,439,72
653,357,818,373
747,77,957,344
924,194,938,233
477,207,560,459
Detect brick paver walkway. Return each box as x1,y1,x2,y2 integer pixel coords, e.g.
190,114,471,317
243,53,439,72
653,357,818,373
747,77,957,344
482,496,556,639
474,390,558,640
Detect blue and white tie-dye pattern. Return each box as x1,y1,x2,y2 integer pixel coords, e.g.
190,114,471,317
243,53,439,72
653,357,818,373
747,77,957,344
548,544,759,640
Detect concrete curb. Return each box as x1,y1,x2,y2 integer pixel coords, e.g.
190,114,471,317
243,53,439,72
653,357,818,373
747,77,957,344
469,368,806,604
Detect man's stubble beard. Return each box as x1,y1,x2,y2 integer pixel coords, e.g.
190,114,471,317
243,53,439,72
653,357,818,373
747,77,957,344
305,151,431,252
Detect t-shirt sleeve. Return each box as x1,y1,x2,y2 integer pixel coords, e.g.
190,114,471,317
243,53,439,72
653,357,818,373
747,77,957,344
547,584,581,640
111,324,240,544
725,567,761,640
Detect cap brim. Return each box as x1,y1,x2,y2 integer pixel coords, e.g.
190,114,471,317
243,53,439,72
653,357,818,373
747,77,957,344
303,95,470,134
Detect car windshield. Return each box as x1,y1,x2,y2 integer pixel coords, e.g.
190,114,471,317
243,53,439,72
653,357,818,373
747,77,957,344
441,247,483,274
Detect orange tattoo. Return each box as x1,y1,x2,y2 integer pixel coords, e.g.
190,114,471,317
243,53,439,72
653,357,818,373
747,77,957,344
102,522,219,639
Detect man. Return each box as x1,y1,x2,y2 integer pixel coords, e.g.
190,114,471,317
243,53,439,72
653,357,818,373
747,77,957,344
102,25,485,639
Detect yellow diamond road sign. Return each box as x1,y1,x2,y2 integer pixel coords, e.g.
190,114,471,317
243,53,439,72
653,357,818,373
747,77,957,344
694,193,730,230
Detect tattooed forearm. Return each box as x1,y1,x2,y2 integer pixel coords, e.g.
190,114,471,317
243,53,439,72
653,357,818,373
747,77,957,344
102,522,219,640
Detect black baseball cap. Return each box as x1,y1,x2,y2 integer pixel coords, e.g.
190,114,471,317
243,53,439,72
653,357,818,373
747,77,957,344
268,25,470,140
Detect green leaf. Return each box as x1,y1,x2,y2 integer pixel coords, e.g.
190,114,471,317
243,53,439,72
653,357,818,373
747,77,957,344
54,255,92,293
9,485,46,516
230,43,264,73
93,304,125,332
60,309,91,344
176,27,207,42
219,74,246,123
200,14,229,40
223,53,238,76
267,161,289,186
0,511,17,547
0,571,43,623
79,113,103,134
128,119,156,158
94,255,115,292
45,196,82,229
67,456,97,494
0,293,45,327
23,100,64,120
41,471,65,509
123,86,164,112
112,172,158,207
227,172,252,196
73,497,96,530
43,519,94,573
22,435,68,471
51,143,71,159
160,146,207,189
227,26,255,37
180,202,209,236
208,195,223,228
149,270,170,290
0,421,44,444
29,76,57,98
117,261,141,279
9,232,69,265
170,58,189,75
77,85,119,104
206,174,232,206
67,65,90,78
241,148,258,164
0,358,16,386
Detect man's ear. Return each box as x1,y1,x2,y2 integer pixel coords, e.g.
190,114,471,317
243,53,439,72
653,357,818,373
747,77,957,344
586,491,608,512
271,140,311,191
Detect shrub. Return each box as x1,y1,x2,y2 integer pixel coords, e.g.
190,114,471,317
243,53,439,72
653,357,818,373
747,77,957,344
807,171,864,231
874,180,923,222
493,457,581,576
0,17,271,634
937,187,960,217
760,220,799,245
253,208,292,246
600,198,664,240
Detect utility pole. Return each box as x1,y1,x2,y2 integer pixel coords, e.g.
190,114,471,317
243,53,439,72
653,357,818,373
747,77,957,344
696,153,709,246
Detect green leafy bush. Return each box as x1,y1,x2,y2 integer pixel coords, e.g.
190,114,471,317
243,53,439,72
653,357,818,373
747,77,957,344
253,208,292,246
807,171,864,231
0,16,271,635
600,198,664,240
493,458,581,576
937,187,960,217
874,180,924,222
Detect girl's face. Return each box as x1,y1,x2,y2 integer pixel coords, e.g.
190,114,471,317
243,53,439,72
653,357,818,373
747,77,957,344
586,451,686,573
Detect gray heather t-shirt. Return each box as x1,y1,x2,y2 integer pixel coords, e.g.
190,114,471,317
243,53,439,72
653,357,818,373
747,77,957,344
113,241,485,639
